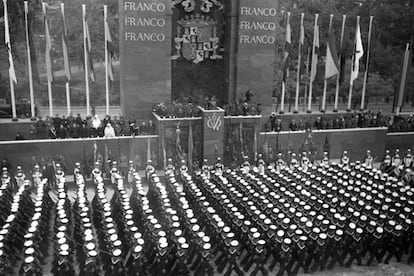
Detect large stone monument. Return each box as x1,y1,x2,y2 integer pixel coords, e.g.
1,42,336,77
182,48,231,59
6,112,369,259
119,0,172,118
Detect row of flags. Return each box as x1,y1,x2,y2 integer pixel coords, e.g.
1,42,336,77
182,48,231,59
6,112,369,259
3,0,115,117
281,13,368,111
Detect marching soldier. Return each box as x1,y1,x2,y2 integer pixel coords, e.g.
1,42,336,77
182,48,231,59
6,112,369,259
145,160,156,182
214,157,224,176
32,165,42,189
300,152,310,171
240,156,250,174
341,151,350,168
256,154,266,175
179,160,188,176
201,159,210,179
127,160,136,184
14,166,25,190
364,150,374,169
403,149,413,168
165,158,175,177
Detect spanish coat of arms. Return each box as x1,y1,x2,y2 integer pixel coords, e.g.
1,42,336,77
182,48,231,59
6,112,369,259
171,0,224,63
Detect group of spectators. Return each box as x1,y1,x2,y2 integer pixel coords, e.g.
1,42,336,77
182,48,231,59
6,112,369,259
388,115,414,133
26,114,156,140
264,110,391,132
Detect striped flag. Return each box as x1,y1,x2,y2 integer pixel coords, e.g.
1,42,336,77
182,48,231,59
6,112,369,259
325,28,340,79
310,22,319,82
83,12,96,82
350,18,364,85
282,13,292,83
61,4,71,82
105,15,114,82
3,0,17,83
42,3,54,83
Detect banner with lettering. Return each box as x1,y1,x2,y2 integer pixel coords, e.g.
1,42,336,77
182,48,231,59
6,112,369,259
120,0,172,118
236,0,278,106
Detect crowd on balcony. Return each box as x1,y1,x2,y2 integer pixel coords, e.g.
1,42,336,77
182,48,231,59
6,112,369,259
388,115,414,133
263,110,391,132
25,114,156,140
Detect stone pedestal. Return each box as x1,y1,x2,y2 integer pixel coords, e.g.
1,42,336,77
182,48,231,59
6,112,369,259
200,107,225,164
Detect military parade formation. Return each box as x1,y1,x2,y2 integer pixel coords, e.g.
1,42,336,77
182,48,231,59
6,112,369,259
0,148,413,275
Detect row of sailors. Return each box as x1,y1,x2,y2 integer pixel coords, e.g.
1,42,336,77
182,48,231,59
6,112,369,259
164,175,217,275
246,163,413,268
192,172,271,276
51,173,75,276
91,173,127,275
145,176,194,275
0,173,13,227
72,173,100,275
0,182,34,275
130,170,174,275
19,178,52,275
110,172,148,275
186,161,414,274
181,173,245,276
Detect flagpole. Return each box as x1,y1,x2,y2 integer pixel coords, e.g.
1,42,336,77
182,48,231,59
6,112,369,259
24,1,35,120
42,2,53,117
396,43,410,115
3,0,17,120
360,15,374,111
321,14,334,112
348,16,360,111
304,47,310,112
308,13,319,113
61,3,70,116
294,13,304,113
104,5,109,116
82,4,90,116
280,12,291,114
334,15,346,112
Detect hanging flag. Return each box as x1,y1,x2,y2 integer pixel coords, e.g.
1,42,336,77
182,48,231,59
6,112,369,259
84,12,96,82
397,44,411,112
310,23,319,82
42,3,54,83
3,0,17,84
188,123,193,171
282,13,292,83
105,15,114,82
325,28,340,79
61,4,71,82
350,19,364,85
298,15,306,76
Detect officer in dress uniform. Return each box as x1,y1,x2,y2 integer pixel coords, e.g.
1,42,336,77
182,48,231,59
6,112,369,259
145,160,156,183
32,165,42,188
276,153,285,172
257,154,266,175
321,152,329,167
341,151,350,168
179,160,189,176
125,160,135,185
290,153,299,169
240,156,251,174
201,159,210,179
14,166,25,190
73,162,82,176
364,150,374,169
110,161,119,183
164,158,175,177
214,157,224,176
403,149,413,168
301,152,310,171
54,164,65,189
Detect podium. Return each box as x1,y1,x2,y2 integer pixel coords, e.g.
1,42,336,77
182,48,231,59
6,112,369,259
199,106,225,164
